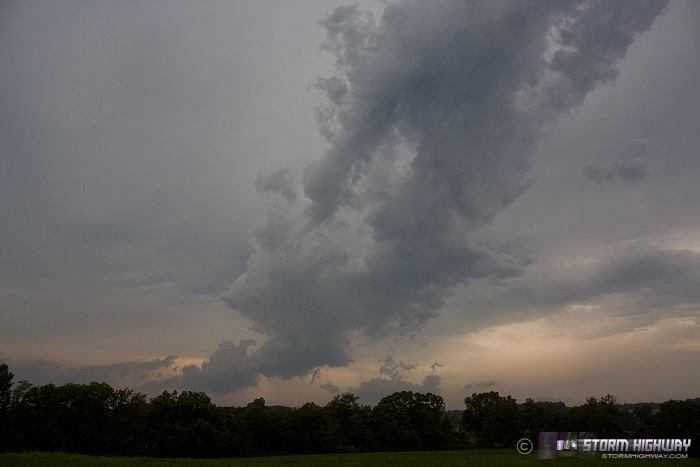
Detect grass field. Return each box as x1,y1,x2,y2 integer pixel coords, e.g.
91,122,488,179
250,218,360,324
1,450,698,466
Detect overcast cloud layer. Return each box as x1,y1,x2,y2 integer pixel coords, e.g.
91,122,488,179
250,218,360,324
2,0,699,408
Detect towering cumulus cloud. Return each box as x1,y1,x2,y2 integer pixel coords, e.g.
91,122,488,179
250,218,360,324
191,0,668,393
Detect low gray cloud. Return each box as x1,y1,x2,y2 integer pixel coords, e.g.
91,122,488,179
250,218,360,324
379,356,417,381
175,0,669,394
8,356,178,389
320,381,341,394
180,340,259,394
496,244,700,326
620,140,653,160
583,140,653,185
340,357,443,405
255,169,298,204
594,247,699,308
350,375,442,406
464,380,498,391
583,161,648,185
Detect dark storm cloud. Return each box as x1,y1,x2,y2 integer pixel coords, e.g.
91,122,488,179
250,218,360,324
544,0,670,110
172,0,670,394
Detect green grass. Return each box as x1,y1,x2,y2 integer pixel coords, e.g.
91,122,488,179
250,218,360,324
1,450,698,466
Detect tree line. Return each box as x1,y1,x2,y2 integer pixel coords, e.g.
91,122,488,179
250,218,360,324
0,363,698,458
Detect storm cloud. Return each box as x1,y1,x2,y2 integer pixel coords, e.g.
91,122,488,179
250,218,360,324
176,0,670,393
3,0,698,408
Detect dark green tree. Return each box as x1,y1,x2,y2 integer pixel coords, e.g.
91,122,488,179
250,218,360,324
239,397,274,455
371,391,420,451
146,390,227,458
4,380,150,455
10,380,32,407
519,398,563,440
624,404,655,437
325,393,372,452
371,391,453,451
564,394,623,438
462,391,519,447
103,387,150,456
653,399,700,456
0,364,12,413
0,363,14,451
53,382,115,454
10,383,64,451
285,402,332,453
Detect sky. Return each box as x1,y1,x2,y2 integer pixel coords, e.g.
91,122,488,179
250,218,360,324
1,0,698,410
